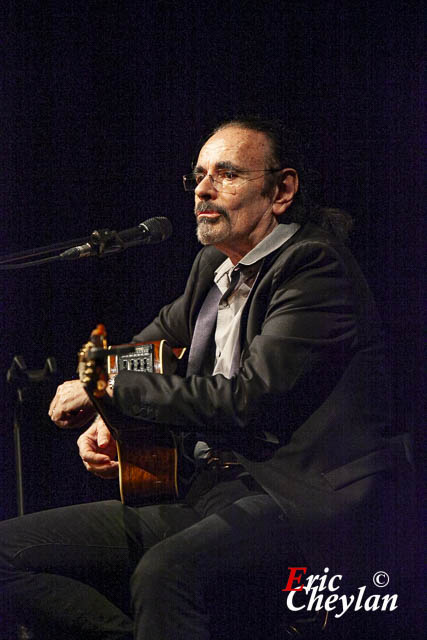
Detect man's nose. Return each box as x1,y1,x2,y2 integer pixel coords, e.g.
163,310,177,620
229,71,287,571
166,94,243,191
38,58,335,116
195,174,218,200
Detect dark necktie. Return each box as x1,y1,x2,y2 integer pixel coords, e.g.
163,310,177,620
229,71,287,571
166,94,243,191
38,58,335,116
184,268,246,464
186,268,241,377
186,283,222,376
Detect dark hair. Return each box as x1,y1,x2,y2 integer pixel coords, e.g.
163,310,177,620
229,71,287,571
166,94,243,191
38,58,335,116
207,116,353,242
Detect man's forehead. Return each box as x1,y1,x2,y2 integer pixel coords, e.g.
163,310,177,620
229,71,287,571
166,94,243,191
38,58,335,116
196,127,270,168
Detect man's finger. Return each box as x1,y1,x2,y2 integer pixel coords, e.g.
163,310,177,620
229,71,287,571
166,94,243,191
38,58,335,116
81,451,112,465
53,408,95,429
83,460,119,479
96,423,111,448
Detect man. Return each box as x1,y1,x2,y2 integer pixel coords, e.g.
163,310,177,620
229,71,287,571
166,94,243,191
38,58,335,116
0,117,410,639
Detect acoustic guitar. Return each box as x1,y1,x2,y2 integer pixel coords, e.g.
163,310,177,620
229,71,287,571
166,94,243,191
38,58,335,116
78,324,185,505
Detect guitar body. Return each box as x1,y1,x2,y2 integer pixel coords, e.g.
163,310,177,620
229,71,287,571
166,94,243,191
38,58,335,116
79,326,185,505
116,430,178,506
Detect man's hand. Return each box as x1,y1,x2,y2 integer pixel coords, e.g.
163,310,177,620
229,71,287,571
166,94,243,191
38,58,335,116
77,415,119,479
49,379,96,428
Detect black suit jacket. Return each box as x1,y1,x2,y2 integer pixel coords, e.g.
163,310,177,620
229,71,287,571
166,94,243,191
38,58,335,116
113,222,411,580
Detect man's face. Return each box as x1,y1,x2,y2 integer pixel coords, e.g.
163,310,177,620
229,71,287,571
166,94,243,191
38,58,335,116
193,126,278,262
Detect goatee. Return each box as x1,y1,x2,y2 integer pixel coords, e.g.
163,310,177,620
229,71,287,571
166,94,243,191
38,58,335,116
195,204,231,245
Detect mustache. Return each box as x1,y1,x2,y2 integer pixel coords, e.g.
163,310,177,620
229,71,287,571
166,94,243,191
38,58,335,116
195,202,229,220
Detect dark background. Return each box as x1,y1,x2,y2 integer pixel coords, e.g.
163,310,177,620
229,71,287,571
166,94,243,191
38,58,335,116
0,0,423,634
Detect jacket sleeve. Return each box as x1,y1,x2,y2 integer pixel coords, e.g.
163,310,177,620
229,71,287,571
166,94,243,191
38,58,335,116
113,241,359,442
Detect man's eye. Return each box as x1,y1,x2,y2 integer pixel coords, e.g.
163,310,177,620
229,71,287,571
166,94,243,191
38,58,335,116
220,171,237,181
194,174,205,184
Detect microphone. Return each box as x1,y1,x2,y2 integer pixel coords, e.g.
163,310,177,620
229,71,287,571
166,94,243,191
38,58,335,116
60,217,173,260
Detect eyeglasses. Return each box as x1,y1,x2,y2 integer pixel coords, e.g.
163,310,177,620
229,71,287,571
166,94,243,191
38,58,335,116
182,168,282,195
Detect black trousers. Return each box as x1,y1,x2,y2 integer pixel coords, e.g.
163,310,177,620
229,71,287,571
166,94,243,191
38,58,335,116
0,476,302,640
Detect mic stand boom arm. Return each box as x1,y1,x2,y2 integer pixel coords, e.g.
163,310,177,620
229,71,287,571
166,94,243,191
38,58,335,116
0,234,92,265
0,217,172,269
0,228,122,269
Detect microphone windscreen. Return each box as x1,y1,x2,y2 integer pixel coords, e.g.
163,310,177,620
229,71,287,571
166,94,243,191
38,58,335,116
139,217,173,243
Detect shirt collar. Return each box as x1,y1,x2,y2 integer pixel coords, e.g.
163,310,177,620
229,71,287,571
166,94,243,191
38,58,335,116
214,222,300,283
239,222,300,265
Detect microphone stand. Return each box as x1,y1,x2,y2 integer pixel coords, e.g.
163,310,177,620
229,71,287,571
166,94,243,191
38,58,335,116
6,356,57,516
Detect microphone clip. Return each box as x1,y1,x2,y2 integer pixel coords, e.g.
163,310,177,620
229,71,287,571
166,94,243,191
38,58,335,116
88,228,125,258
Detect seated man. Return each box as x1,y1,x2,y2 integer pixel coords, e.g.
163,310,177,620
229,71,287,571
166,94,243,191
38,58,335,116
0,117,409,640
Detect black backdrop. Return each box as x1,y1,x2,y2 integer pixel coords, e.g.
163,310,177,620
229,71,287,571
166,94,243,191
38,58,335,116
0,0,423,627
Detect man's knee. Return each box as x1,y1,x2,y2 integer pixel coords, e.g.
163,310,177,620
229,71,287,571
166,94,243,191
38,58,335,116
130,537,197,606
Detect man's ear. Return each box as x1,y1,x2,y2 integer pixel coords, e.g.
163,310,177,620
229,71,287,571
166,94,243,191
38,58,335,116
271,169,299,216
